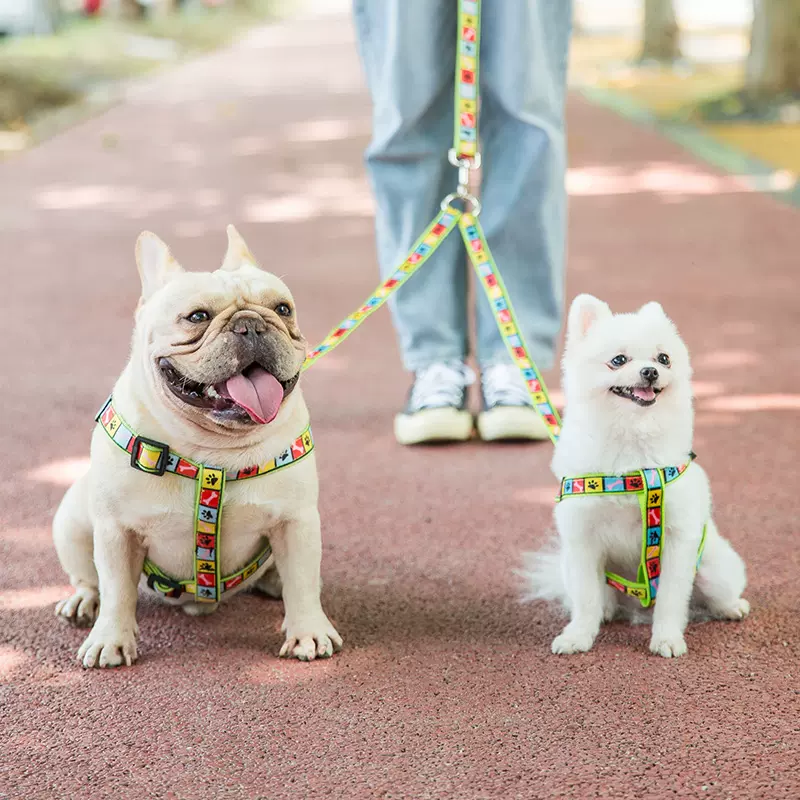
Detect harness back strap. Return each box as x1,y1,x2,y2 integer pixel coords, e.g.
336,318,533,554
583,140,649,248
96,397,314,601
556,457,707,608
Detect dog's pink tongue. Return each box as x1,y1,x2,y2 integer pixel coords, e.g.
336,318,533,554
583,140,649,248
633,386,656,402
225,367,284,424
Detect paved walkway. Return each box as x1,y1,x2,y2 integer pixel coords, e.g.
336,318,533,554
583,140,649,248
1,7,798,799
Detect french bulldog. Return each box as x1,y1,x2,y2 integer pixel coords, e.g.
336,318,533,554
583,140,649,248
53,226,342,667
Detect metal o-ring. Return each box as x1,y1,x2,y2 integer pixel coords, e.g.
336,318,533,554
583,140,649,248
440,192,482,216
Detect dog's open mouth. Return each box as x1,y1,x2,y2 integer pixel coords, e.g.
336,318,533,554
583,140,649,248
610,385,662,407
159,358,299,424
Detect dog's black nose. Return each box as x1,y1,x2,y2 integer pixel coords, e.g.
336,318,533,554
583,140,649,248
232,317,265,337
640,366,659,383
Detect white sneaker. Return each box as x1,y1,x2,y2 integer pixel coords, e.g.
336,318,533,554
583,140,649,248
476,363,550,441
394,362,475,445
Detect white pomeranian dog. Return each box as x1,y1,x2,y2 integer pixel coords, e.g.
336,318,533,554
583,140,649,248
524,295,749,658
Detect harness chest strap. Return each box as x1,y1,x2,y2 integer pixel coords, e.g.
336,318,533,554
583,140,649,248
556,456,708,608
96,397,314,601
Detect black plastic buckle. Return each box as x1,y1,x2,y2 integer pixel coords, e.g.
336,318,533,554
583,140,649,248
130,435,170,476
147,572,184,597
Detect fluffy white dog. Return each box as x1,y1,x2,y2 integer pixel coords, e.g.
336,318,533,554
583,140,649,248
524,295,749,658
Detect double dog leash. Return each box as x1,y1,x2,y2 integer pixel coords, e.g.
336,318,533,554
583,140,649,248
302,0,562,444
103,0,696,607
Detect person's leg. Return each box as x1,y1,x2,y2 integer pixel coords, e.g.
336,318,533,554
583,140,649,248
354,1,475,444
473,0,572,440
353,0,465,372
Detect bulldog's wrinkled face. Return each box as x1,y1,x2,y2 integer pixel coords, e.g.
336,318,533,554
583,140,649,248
135,226,306,430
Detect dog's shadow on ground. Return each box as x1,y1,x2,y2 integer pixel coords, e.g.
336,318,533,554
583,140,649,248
2,573,563,672
144,576,562,660
2,578,767,674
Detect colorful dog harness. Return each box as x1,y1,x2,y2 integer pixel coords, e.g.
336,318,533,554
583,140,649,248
96,397,314,602
556,456,708,608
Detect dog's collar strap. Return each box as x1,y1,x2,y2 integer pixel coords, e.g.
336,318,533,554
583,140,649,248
96,397,314,482
556,456,707,608
95,396,314,602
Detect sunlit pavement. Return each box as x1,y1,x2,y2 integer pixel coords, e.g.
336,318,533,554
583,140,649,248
1,7,798,799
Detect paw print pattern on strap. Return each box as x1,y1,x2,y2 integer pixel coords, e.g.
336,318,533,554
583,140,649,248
556,459,706,608
96,397,311,602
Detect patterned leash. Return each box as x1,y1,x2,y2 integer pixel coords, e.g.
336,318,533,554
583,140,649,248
302,0,561,444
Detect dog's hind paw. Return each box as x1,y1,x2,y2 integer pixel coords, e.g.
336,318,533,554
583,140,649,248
182,601,219,617
649,632,687,658
254,566,283,600
714,597,750,620
55,588,99,628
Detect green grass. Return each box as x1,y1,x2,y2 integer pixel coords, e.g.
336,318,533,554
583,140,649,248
0,1,277,131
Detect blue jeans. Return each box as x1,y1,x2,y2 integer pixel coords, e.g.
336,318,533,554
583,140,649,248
353,0,572,373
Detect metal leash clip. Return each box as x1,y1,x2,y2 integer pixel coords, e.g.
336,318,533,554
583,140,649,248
443,148,482,214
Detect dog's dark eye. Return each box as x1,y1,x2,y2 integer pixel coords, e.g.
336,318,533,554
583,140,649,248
187,310,210,324
275,303,292,317
657,353,671,367
609,354,628,368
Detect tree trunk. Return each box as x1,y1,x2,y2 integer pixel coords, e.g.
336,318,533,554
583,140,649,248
105,0,178,19
746,0,800,98
640,0,681,63
105,0,147,19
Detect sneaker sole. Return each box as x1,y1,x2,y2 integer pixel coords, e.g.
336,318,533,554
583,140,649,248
476,406,551,442
394,408,473,445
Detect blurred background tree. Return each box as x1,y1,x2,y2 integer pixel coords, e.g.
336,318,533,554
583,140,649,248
746,0,800,98
640,0,681,63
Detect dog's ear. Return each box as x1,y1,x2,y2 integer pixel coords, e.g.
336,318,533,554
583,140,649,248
135,232,183,300
221,224,259,271
638,301,667,320
567,294,612,341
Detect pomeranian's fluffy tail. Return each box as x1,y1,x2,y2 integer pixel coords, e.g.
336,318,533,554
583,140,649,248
518,542,569,610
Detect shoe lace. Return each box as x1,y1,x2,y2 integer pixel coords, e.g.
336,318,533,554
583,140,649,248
408,362,475,411
482,363,532,407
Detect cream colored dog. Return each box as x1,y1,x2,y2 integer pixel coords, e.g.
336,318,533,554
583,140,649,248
53,226,342,667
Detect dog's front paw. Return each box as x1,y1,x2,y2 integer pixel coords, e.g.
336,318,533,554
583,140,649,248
77,620,139,668
280,614,342,661
649,632,687,658
55,587,99,628
551,626,595,655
